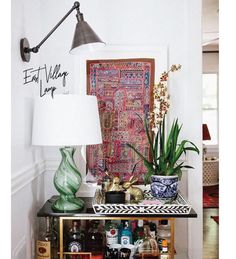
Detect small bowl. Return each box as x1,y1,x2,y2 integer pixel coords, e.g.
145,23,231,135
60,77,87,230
105,191,125,204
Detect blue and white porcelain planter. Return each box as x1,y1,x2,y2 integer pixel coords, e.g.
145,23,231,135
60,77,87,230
150,175,179,200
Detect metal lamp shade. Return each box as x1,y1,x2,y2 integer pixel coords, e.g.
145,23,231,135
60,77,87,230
70,20,105,54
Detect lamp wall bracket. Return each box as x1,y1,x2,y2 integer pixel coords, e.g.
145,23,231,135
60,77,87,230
20,1,81,62
20,38,31,62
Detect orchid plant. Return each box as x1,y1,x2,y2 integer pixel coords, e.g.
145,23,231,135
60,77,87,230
127,65,199,184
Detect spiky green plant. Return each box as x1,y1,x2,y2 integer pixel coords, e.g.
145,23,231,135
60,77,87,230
127,116,199,184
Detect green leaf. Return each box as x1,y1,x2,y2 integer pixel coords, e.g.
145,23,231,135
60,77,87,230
184,147,199,152
172,162,184,174
172,140,187,164
126,143,151,165
164,121,175,162
143,160,155,184
176,170,182,180
168,120,180,166
187,141,200,154
160,118,165,155
181,165,194,172
154,129,159,161
144,116,156,166
136,113,158,169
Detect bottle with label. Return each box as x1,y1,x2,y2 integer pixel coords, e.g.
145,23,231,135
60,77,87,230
120,220,133,246
149,222,157,239
137,225,158,255
131,220,137,232
105,220,119,246
66,220,85,258
133,220,144,246
159,239,170,259
86,220,103,254
36,217,57,259
157,220,171,251
161,239,168,253
157,220,170,238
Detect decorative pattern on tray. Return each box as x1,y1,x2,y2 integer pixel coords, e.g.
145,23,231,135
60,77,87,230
86,59,155,182
92,188,192,215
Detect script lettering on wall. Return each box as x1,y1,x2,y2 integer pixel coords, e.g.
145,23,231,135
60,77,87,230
23,64,69,98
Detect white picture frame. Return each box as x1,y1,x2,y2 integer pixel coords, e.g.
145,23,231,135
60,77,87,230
73,45,168,181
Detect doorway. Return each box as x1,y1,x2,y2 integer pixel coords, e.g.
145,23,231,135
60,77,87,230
202,1,219,258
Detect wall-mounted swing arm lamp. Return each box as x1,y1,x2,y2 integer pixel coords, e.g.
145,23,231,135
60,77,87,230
20,1,105,62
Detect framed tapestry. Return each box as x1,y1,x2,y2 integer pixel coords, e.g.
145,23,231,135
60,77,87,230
86,58,155,182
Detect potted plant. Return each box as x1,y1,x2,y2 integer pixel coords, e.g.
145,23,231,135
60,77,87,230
127,65,199,200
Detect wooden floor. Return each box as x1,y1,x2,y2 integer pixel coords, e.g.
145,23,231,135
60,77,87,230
203,208,219,259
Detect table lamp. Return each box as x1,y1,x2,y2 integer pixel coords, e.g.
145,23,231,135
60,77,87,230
32,94,102,211
202,123,211,159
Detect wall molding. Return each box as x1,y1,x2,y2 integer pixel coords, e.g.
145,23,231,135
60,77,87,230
12,235,26,259
11,160,46,196
44,158,60,171
11,157,189,196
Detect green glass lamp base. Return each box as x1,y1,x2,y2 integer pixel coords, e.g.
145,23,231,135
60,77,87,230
52,147,84,212
52,195,84,212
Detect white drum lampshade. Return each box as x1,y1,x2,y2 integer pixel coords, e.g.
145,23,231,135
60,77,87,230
32,94,102,146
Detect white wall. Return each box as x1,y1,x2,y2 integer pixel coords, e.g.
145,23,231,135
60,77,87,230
186,1,202,258
12,0,202,258
11,0,46,258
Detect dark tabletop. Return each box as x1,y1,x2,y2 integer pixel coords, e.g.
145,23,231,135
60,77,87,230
37,196,197,218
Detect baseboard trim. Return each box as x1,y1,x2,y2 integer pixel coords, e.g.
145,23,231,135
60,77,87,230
11,161,46,195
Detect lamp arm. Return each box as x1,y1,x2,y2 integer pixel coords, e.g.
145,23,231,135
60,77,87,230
24,2,80,54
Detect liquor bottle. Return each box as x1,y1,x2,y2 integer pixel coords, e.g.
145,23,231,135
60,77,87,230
66,220,85,259
157,220,171,250
137,225,158,255
159,239,170,259
36,217,57,259
161,239,168,253
105,220,119,246
149,222,157,239
143,220,150,229
86,220,103,254
133,220,144,246
131,220,137,232
120,220,133,246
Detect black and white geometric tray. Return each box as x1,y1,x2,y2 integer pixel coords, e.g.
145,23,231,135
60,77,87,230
92,187,192,215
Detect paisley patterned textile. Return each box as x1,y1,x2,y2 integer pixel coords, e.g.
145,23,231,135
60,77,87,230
87,59,155,182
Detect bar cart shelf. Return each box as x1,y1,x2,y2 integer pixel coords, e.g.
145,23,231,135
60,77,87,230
37,195,197,259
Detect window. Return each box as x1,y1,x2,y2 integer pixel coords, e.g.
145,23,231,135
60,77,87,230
202,73,218,145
